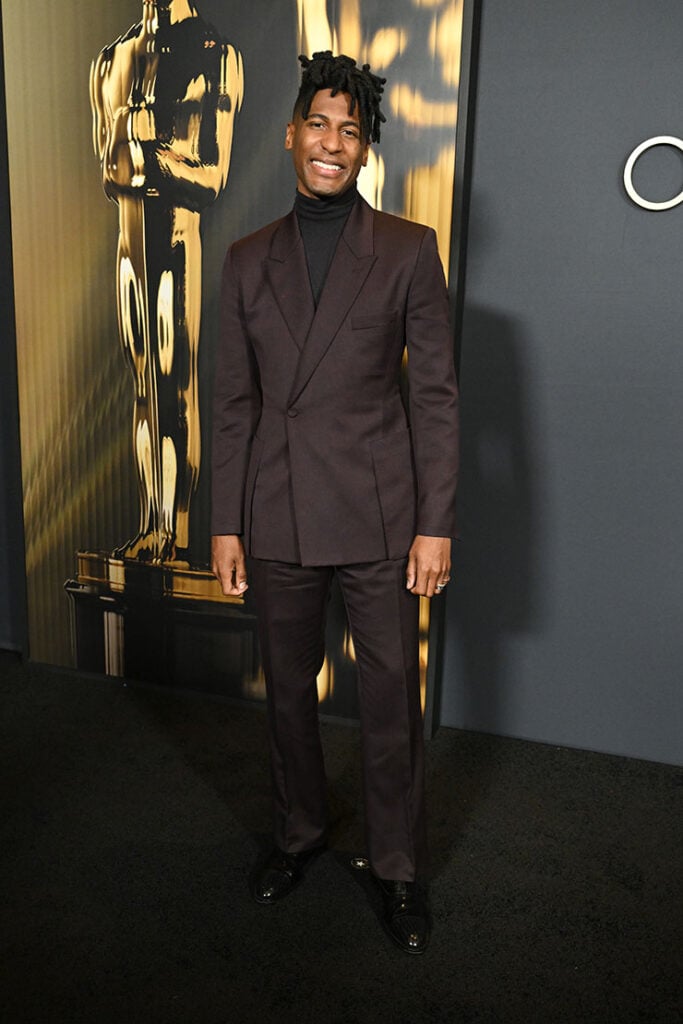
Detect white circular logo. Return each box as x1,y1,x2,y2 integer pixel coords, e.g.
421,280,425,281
624,136,683,211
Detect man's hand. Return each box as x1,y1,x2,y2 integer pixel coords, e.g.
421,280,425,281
406,535,452,597
211,534,248,596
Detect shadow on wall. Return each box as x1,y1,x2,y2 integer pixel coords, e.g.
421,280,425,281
444,295,544,733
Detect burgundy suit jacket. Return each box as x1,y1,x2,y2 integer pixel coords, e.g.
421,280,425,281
211,195,459,565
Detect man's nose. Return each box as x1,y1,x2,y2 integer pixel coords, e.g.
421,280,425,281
321,130,342,153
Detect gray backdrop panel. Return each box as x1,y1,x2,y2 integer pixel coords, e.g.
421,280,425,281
440,0,683,765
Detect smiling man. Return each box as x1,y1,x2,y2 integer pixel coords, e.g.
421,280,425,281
211,52,459,954
285,86,369,198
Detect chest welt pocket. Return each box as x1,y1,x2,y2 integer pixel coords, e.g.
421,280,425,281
351,310,399,331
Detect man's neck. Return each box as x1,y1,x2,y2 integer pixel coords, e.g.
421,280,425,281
295,185,358,208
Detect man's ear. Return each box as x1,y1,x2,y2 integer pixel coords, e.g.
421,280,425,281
362,142,370,167
285,122,295,150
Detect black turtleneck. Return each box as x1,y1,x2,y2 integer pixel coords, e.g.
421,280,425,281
294,186,358,306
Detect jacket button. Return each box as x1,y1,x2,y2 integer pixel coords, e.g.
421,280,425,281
287,408,298,418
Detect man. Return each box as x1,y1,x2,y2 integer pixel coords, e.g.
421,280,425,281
211,52,459,954
91,0,243,563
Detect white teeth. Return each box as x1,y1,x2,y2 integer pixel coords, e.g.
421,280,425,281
312,160,342,170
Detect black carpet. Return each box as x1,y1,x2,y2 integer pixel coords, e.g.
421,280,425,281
0,650,680,1024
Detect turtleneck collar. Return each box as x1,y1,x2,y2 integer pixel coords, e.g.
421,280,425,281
294,185,359,221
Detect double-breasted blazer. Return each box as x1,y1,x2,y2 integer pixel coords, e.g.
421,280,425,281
211,194,459,566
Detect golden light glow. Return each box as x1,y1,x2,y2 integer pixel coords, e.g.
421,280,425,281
119,255,148,393
243,669,267,702
431,0,464,88
344,630,356,663
404,144,456,275
418,595,431,709
182,74,207,105
389,84,458,128
130,106,157,145
168,1,197,27
357,149,385,210
157,271,174,375
161,435,178,541
335,0,362,62
367,27,408,69
135,418,155,540
298,0,334,56
316,656,335,702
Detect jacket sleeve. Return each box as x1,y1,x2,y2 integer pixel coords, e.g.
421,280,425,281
210,244,262,535
405,227,460,538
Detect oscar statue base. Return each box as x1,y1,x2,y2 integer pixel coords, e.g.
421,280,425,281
65,552,264,700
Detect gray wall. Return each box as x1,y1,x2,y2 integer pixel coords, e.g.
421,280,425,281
440,0,683,765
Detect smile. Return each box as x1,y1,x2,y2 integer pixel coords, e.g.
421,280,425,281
311,160,343,173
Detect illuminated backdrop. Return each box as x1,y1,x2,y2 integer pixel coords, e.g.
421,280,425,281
2,0,470,719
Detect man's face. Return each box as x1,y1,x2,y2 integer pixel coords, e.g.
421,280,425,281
285,89,370,200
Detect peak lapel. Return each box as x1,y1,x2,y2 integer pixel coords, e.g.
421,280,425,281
288,198,376,406
266,211,315,352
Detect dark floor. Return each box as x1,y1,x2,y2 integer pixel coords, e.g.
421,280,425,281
0,649,681,1024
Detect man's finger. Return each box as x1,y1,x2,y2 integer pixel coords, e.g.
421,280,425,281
406,551,417,590
235,561,248,592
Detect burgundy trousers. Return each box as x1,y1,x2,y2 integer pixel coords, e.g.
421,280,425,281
249,556,426,882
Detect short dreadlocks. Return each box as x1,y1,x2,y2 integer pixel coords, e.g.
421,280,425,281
293,51,387,144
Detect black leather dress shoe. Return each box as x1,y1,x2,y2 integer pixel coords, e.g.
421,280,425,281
375,878,430,954
250,845,325,905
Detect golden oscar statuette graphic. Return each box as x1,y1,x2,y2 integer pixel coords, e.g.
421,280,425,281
92,0,242,565
66,1,257,688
